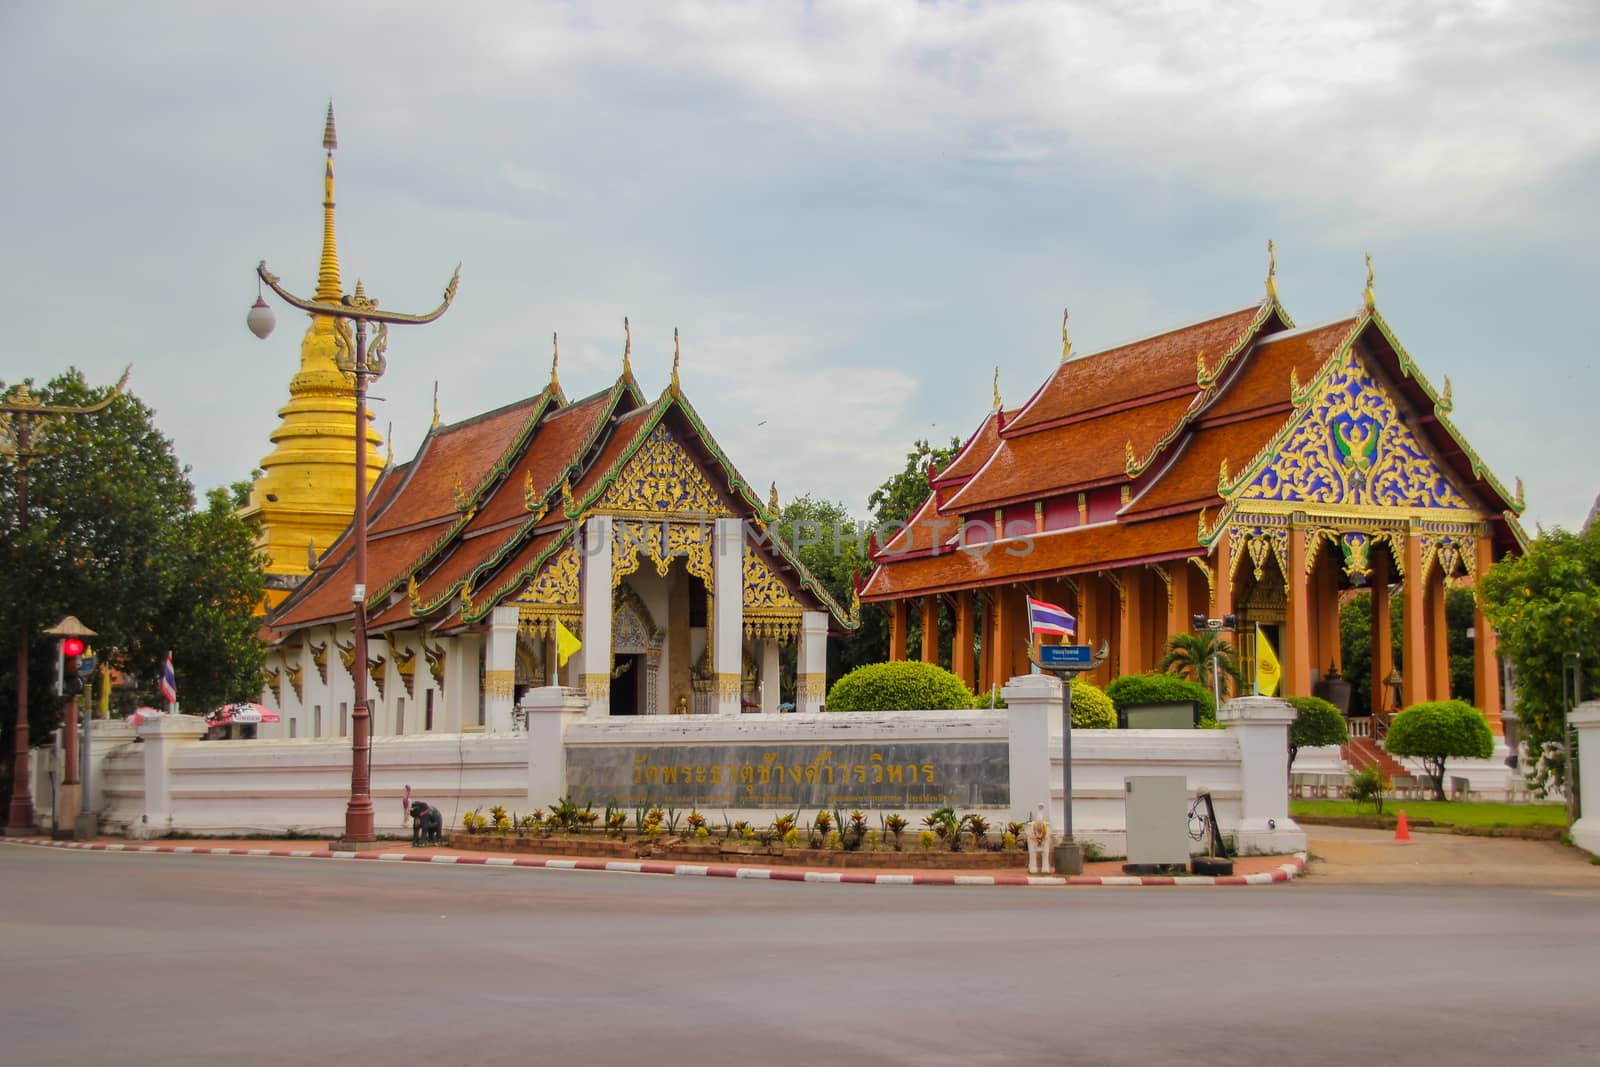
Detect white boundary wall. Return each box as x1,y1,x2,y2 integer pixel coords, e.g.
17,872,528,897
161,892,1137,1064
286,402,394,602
32,679,1308,855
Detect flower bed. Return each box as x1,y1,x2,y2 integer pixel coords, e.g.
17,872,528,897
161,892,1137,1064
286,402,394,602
446,832,1028,869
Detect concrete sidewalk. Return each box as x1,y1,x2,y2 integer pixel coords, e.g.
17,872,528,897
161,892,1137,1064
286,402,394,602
1305,825,1600,887
2,834,1306,887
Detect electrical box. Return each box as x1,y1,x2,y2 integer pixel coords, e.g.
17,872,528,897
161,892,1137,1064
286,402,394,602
1124,776,1190,867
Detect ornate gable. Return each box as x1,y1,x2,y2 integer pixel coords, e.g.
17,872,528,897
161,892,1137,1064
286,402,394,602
1231,345,1473,514
596,424,734,517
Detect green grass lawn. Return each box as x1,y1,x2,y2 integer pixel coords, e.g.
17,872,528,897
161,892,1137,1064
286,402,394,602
1290,799,1566,828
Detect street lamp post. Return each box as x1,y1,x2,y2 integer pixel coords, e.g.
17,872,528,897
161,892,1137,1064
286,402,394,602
250,260,458,847
2,373,126,834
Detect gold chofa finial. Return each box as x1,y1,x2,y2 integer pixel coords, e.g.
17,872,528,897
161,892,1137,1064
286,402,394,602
622,316,632,377
323,101,338,152
1266,239,1277,300
1363,252,1376,311
307,539,318,571
671,328,681,394
431,382,440,428
550,332,560,392
1061,307,1072,360
768,482,781,519
992,366,1002,410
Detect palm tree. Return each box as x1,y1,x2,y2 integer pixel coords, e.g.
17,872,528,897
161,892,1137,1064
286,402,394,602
1159,632,1243,698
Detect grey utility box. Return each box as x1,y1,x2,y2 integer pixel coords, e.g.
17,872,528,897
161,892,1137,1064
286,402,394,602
1124,776,1190,868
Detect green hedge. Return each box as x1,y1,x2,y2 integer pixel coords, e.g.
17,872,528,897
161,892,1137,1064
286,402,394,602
1068,678,1117,729
825,661,975,712
1104,672,1215,725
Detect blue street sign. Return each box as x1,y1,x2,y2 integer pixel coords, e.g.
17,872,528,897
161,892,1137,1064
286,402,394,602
76,655,98,677
1039,644,1094,670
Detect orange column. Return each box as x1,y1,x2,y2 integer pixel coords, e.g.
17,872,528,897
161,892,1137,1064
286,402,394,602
993,586,1019,687
1118,568,1144,677
920,596,940,665
1428,563,1449,701
1473,536,1502,734
889,600,908,662
1402,525,1425,709
1317,549,1342,674
1371,552,1394,714
1167,563,1191,662
1212,531,1235,622
952,590,975,690
1078,576,1104,686
1286,526,1313,697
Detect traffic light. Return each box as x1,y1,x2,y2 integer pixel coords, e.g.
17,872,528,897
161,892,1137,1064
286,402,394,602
57,637,86,697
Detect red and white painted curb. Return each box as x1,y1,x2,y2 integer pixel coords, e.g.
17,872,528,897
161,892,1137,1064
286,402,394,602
3,838,1306,888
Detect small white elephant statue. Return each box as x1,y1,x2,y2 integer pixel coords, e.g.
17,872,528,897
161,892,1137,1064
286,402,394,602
1026,802,1052,875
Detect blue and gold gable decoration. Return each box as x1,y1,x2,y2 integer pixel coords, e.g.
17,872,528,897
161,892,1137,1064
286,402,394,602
1229,344,1470,512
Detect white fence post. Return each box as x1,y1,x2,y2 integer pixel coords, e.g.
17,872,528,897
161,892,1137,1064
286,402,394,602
525,685,586,807
128,714,207,840
1004,674,1059,832
1570,701,1600,856
1218,695,1307,854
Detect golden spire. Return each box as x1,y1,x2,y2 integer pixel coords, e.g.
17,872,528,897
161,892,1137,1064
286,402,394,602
1060,307,1072,360
670,328,681,395
431,382,440,428
316,102,341,303
992,366,1002,410
622,316,632,378
1363,252,1376,311
1266,239,1277,300
550,332,560,392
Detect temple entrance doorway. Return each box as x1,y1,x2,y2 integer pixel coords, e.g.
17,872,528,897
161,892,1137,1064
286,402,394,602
610,654,644,716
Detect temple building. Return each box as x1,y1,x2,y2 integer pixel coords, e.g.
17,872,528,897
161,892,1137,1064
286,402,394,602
241,104,386,613
860,250,1524,735
261,326,853,736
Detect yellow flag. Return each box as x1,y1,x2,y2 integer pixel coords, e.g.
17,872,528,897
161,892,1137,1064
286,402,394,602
1256,628,1282,697
555,621,582,668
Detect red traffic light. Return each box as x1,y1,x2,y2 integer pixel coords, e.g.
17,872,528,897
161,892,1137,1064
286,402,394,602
61,637,86,658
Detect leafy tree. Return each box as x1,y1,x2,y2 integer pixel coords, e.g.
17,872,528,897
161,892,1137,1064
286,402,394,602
0,369,266,767
1383,699,1493,801
1286,695,1349,768
867,436,962,530
1446,587,1476,701
1478,523,1600,796
1158,632,1242,699
1067,678,1117,729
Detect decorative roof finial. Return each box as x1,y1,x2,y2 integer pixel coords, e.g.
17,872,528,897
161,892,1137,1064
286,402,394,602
307,538,318,572
1439,375,1453,413
550,332,560,392
385,421,393,466
1266,239,1277,300
1061,307,1072,361
768,482,781,519
1363,252,1376,311
992,366,1002,410
431,381,440,428
622,316,632,378
316,102,342,303
670,328,681,395
1515,476,1525,510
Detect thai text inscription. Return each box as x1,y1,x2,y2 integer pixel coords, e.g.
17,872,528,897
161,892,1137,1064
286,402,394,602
564,742,1009,809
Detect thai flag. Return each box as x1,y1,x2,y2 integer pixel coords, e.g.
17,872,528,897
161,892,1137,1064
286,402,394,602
159,652,177,706
1027,597,1077,637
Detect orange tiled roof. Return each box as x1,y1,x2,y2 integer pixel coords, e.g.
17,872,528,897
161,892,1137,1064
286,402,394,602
936,409,1008,485
1123,413,1286,517
273,525,442,628
1006,305,1265,434
1202,317,1358,423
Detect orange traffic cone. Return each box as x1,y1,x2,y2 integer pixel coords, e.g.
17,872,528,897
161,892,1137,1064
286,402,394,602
1394,809,1411,843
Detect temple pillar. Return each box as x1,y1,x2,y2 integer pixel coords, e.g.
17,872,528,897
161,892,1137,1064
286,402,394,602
1212,529,1235,622
579,515,613,717
759,639,780,714
1371,552,1394,714
712,518,744,716
1118,567,1145,676
952,590,976,691
976,592,994,698
1286,525,1313,697
796,611,828,713
668,566,691,714
1402,523,1425,710
920,596,939,665
1474,534,1503,735
1165,564,1190,667
888,600,908,662
483,605,519,732
1316,546,1342,674
994,586,1020,686
1428,560,1449,702
1079,577,1105,686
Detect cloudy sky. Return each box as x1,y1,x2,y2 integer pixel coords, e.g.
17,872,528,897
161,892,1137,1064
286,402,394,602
2,2,1596,531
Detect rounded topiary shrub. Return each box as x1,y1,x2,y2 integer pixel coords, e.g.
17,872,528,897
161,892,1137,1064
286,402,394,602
1068,678,1117,729
1384,699,1493,800
1286,695,1349,766
1104,672,1216,725
825,661,975,712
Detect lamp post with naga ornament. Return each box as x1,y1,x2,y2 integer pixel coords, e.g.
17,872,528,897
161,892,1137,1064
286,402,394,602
248,259,459,848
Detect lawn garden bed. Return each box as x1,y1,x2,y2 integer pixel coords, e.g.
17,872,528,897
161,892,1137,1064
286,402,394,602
446,832,1029,869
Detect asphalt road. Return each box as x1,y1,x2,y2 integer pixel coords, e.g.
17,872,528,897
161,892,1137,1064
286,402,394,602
2,843,1597,1067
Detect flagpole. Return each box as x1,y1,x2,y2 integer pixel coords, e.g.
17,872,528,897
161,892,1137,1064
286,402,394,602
1253,623,1261,696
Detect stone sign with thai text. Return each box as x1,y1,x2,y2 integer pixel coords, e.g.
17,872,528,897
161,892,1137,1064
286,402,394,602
564,741,1010,810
